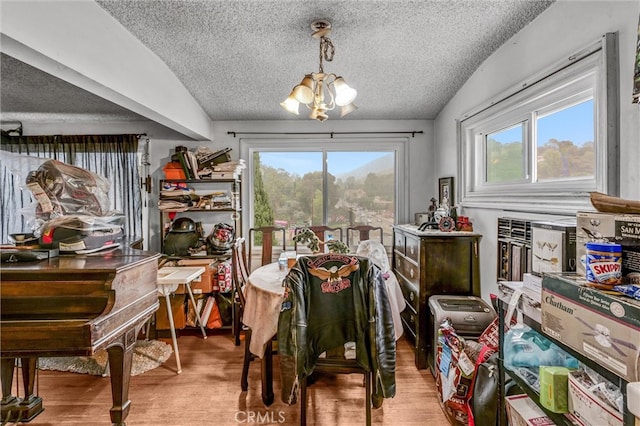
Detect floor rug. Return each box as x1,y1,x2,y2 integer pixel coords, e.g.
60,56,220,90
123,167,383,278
37,340,173,377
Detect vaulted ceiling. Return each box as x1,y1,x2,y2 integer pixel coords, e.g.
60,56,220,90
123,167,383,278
0,0,554,130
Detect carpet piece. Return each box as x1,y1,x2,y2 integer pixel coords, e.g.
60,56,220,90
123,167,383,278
38,340,173,376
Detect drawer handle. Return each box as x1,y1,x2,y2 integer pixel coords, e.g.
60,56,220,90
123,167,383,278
409,292,415,302
410,268,414,279
409,246,415,255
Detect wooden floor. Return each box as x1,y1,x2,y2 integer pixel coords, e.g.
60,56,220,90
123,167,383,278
7,332,449,425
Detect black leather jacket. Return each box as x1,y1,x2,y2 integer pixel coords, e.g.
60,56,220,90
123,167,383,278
277,254,396,405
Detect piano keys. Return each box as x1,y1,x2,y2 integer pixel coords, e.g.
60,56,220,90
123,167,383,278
0,244,161,425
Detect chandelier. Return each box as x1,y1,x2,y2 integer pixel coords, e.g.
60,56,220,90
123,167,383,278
280,20,358,122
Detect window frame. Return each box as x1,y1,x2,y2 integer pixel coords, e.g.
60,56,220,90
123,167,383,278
239,137,408,237
458,33,619,214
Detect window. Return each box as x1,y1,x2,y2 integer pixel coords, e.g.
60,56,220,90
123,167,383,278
240,138,407,249
459,33,619,214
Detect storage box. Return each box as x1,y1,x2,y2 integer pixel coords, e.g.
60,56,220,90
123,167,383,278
505,394,555,426
576,211,640,282
541,274,640,382
176,259,216,293
156,295,186,330
568,370,623,426
531,220,576,276
539,366,570,413
163,161,186,180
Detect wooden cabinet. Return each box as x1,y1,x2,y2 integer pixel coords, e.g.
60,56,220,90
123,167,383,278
392,224,481,369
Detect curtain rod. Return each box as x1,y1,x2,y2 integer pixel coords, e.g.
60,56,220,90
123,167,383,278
227,130,423,138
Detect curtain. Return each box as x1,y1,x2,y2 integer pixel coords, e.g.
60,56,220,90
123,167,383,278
0,133,142,242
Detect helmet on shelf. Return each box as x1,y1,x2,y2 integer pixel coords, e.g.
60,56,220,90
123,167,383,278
163,217,200,256
169,217,196,233
207,223,234,252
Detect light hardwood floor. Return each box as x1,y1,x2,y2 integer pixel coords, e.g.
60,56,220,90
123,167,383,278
8,332,449,425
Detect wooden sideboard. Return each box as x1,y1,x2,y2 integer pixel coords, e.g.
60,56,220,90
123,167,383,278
392,224,482,369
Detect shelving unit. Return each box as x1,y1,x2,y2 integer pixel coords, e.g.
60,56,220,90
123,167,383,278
157,177,242,335
496,277,634,426
159,177,242,253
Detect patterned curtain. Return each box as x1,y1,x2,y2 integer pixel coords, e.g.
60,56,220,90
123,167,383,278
0,133,142,242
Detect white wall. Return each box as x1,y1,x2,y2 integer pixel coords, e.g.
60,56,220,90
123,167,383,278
434,0,640,300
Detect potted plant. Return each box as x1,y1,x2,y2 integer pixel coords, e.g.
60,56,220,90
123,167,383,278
292,228,349,254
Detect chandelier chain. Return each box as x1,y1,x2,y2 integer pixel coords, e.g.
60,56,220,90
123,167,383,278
318,36,335,74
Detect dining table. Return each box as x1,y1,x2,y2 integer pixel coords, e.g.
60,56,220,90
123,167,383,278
241,258,406,405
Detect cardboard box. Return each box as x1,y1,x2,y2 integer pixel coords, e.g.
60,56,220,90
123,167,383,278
576,211,640,282
156,295,186,330
568,370,623,426
541,274,640,382
532,220,576,276
539,366,570,413
505,394,555,426
176,259,216,293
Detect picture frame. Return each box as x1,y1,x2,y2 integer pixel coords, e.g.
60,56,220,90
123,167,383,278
439,177,454,206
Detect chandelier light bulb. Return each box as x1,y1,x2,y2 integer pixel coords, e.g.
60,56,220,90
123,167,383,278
340,102,358,117
333,77,357,106
280,96,300,115
293,75,315,104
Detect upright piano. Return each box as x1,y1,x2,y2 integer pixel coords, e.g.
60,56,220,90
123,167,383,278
0,245,161,425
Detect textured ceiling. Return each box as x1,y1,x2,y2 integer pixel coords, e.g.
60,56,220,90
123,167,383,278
1,0,554,124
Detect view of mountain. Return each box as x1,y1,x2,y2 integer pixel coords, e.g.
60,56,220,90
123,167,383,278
335,153,394,180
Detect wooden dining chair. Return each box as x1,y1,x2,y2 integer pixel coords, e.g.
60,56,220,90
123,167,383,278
231,237,252,392
293,226,343,252
231,237,249,347
346,225,384,248
248,226,286,270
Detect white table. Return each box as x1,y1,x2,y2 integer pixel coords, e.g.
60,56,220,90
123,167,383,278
157,266,207,374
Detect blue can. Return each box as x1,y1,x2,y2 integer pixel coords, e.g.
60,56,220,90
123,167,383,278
585,242,622,286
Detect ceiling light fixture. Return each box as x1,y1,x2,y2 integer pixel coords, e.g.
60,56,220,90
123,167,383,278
281,20,358,122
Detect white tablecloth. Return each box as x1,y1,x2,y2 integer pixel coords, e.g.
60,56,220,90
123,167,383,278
242,261,405,358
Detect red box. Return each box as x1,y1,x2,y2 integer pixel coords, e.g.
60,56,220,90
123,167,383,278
163,162,186,180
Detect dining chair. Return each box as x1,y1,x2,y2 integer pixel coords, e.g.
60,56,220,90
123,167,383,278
231,237,252,392
231,237,249,348
248,226,286,270
278,254,396,426
346,225,383,249
293,226,343,252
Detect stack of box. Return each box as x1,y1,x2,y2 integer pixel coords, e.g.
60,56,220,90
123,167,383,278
541,275,640,382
